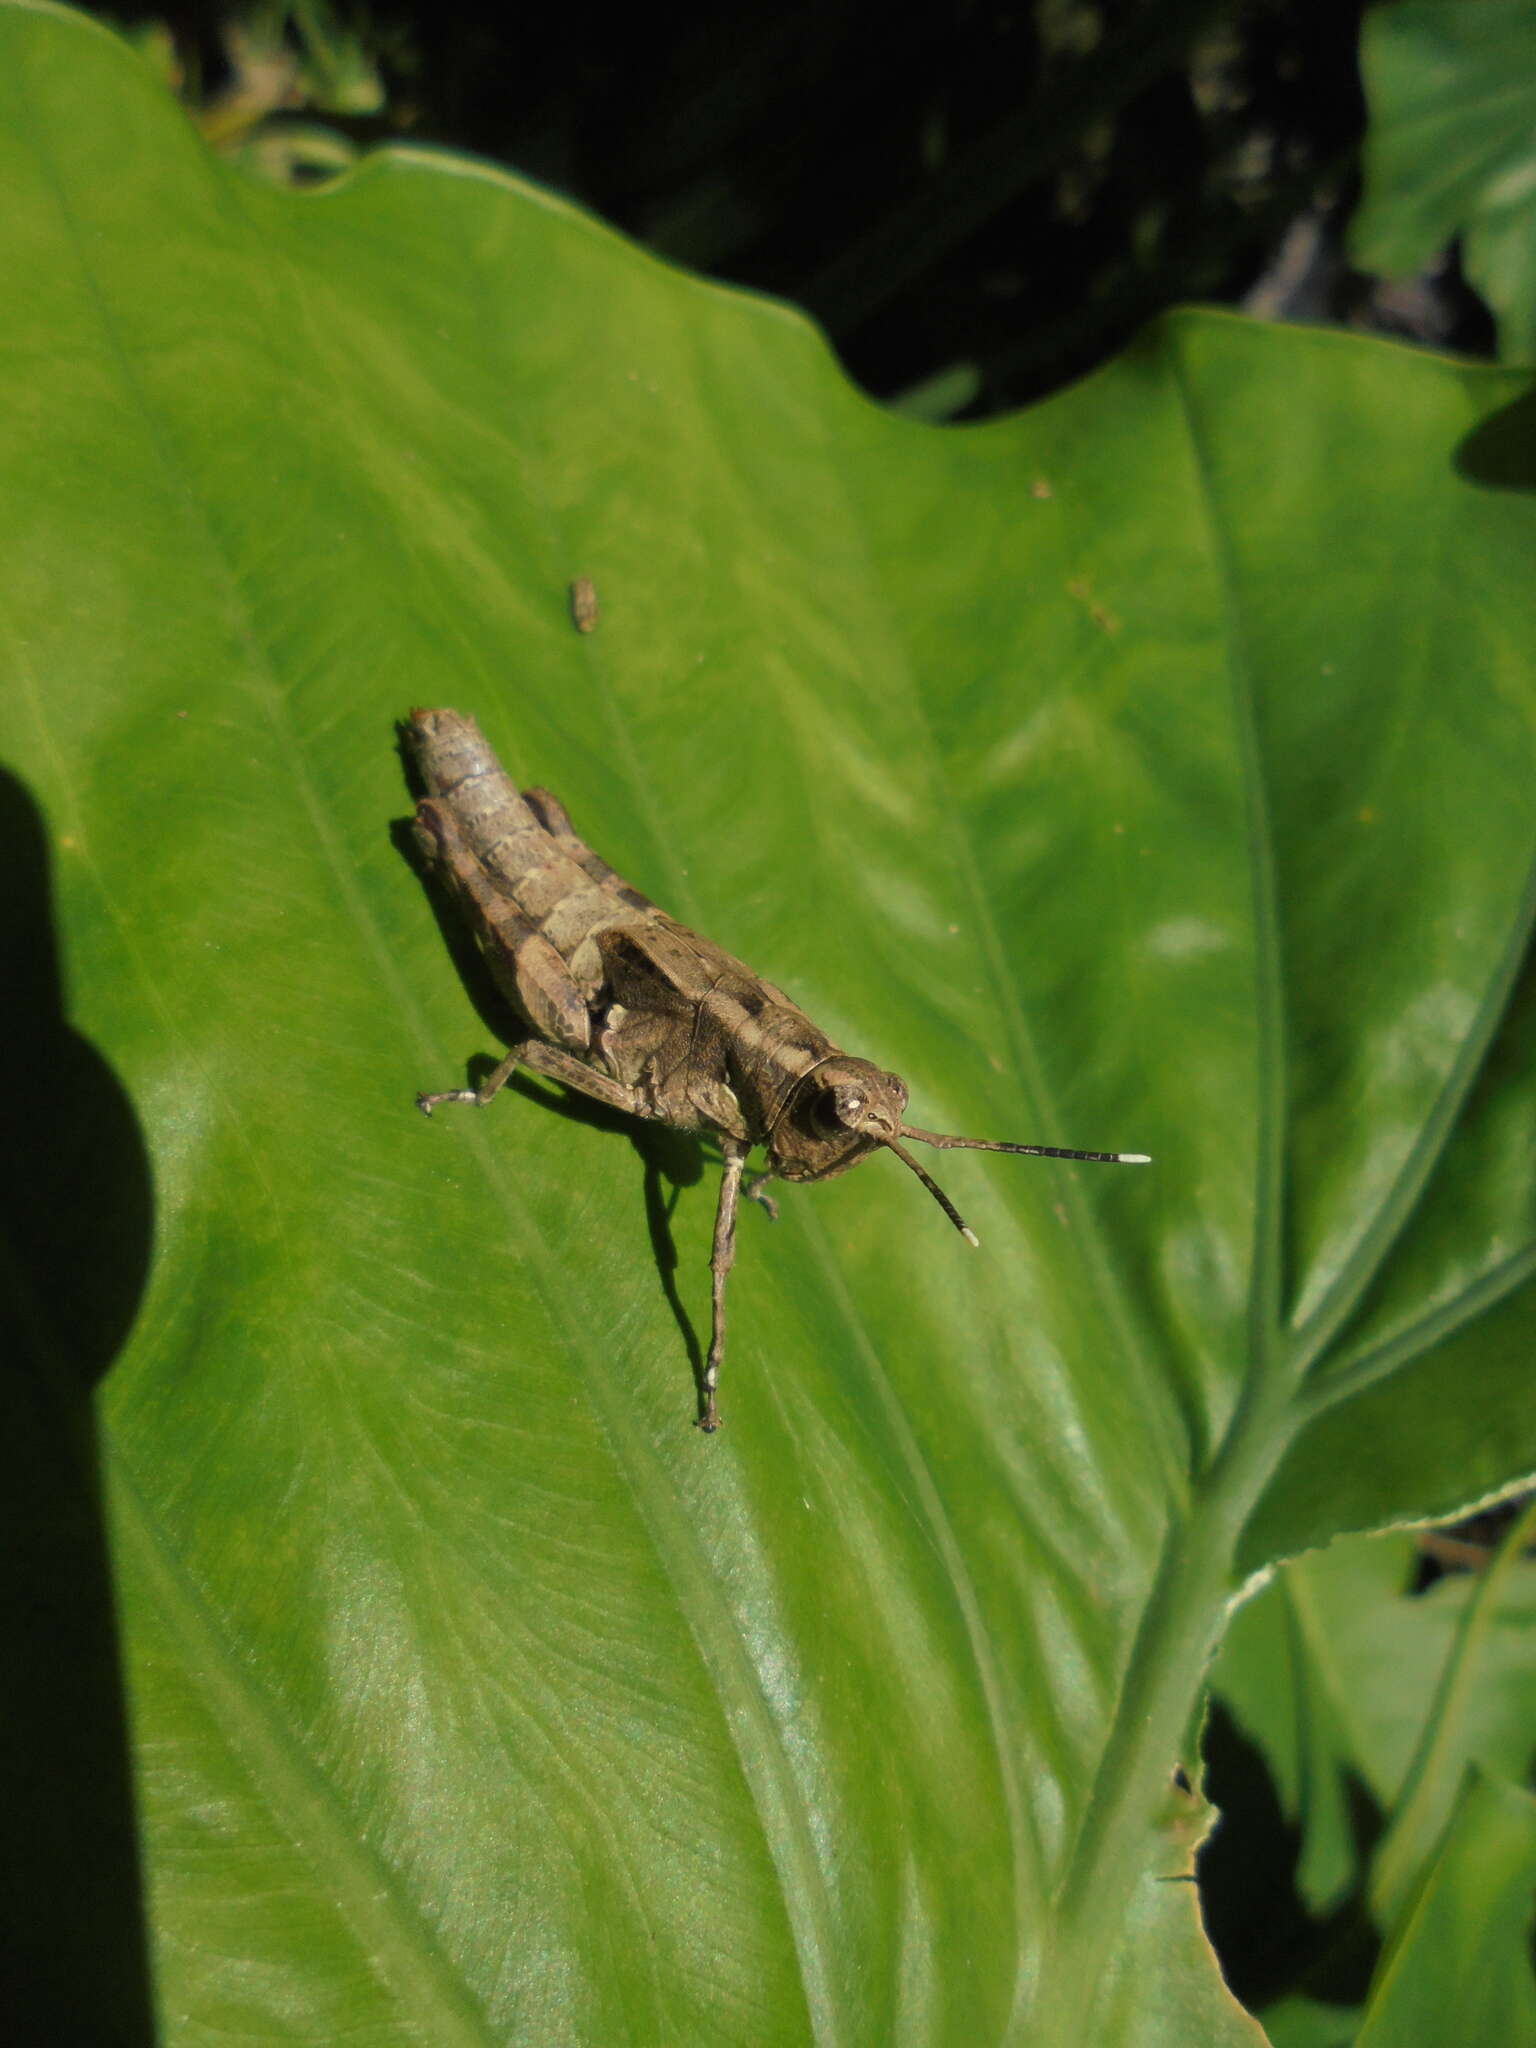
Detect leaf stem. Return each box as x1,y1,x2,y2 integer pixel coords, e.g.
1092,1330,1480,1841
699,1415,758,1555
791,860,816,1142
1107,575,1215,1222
1035,1375,1295,2034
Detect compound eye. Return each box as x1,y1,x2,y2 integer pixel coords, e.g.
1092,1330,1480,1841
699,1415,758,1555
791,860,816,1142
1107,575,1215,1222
812,1085,860,1134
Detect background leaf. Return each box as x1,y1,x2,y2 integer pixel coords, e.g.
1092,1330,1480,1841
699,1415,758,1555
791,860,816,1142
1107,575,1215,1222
1203,1509,1536,2037
4,5,1535,2041
1354,1769,1536,2048
1368,1500,1536,1924
1352,0,1536,362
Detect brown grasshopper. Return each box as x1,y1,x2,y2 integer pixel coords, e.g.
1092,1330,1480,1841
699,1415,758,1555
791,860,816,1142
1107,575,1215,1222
405,707,1149,1431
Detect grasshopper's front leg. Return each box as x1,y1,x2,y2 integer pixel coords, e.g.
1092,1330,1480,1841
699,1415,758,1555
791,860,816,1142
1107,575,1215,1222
424,1048,745,1436
418,1039,647,1117
700,1139,750,1433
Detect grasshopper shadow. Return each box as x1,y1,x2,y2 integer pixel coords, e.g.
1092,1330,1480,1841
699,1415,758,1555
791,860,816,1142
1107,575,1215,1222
1455,381,1536,492
485,1061,712,1404
0,766,156,2045
393,811,715,1415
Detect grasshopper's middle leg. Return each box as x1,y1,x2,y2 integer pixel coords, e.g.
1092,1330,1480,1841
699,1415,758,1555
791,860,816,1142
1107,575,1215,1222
700,1139,749,1433
417,1039,645,1118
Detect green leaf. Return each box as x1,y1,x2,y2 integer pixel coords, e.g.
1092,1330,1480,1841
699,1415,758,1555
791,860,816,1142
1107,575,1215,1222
4,5,1535,2041
1368,1498,1536,1923
1210,1516,1536,1917
1355,1769,1536,2048
1352,0,1536,361
1257,1995,1358,2048
1210,1534,1413,1917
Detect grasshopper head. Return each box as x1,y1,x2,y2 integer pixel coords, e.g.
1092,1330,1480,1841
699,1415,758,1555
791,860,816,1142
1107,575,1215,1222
771,1059,909,1182
771,1061,1151,1238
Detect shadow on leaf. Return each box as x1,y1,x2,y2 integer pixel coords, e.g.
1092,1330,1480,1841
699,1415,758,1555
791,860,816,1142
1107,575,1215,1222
0,765,155,2045
1455,381,1536,492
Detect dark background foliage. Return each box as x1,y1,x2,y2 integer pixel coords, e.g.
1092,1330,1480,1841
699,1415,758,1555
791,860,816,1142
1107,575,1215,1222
121,0,1494,412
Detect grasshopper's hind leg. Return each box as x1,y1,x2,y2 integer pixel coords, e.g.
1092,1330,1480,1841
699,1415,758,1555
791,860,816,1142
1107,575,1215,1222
417,1040,646,1117
521,788,659,914
699,1139,749,1433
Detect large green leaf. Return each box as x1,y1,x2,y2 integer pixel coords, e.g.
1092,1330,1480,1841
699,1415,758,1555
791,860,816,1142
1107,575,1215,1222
4,5,1535,2041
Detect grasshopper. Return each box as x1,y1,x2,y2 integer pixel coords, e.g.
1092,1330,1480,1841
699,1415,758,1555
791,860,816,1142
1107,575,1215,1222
405,707,1149,1431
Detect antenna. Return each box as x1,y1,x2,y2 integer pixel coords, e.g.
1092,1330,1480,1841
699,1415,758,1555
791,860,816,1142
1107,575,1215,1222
900,1124,1150,1166
884,1138,981,1246
884,1126,1151,1247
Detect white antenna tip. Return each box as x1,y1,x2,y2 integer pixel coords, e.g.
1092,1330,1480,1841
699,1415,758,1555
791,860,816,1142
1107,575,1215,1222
961,1226,980,1248
1121,1153,1152,1164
